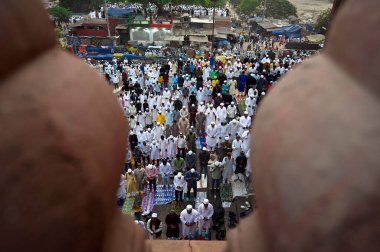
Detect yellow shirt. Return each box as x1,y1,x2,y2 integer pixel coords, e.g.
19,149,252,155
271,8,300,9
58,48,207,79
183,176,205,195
156,113,165,125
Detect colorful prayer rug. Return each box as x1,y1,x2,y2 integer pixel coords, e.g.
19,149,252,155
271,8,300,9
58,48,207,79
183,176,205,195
220,184,233,202
153,185,175,205
196,173,208,189
132,193,144,212
141,189,155,213
122,197,135,215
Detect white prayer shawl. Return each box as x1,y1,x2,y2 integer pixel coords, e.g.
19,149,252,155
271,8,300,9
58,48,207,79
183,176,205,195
197,203,214,232
150,143,160,160
180,209,199,237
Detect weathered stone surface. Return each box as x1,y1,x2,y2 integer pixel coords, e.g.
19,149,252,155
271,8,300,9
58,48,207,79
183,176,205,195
228,0,380,251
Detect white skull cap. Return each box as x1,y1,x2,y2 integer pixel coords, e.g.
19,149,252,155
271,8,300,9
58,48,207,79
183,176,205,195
152,213,158,218
203,199,209,204
191,168,195,173
186,205,193,210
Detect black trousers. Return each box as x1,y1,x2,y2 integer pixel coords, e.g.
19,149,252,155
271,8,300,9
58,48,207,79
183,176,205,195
187,185,197,199
175,190,183,202
177,148,186,158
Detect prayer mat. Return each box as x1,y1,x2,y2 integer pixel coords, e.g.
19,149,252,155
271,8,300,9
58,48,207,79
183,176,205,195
195,192,207,209
197,173,208,189
220,184,233,202
122,197,135,215
170,201,186,213
153,185,175,205
132,193,144,212
141,190,155,213
231,175,248,198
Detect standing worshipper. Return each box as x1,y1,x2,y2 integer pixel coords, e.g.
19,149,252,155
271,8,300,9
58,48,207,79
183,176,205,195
239,111,252,135
117,174,126,209
210,161,223,191
165,210,182,239
197,199,214,239
226,102,237,122
180,205,199,239
140,141,151,167
150,140,160,165
179,116,189,136
147,213,163,240
174,172,186,202
195,111,206,136
222,152,234,184
159,159,172,188
125,169,137,195
185,150,196,170
189,104,197,126
199,147,210,175
134,166,146,193
228,119,240,141
185,168,200,200
186,129,197,153
215,103,227,124
177,133,187,158
146,164,158,192
172,154,185,175
167,135,177,160
235,151,247,182
206,122,219,151
237,71,247,96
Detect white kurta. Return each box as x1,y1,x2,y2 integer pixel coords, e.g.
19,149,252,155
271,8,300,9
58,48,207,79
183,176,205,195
215,107,227,124
150,143,160,160
197,203,214,232
239,116,252,135
232,139,243,159
167,138,177,159
206,125,219,149
228,122,241,140
159,139,168,159
180,209,199,237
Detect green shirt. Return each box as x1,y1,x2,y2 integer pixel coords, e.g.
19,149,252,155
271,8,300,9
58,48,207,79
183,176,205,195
172,158,185,172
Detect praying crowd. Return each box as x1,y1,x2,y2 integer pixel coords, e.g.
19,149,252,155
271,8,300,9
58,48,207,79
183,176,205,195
86,41,311,240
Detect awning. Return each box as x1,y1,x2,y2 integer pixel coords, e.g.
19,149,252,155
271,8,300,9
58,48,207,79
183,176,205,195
215,34,227,39
164,35,184,42
189,36,209,43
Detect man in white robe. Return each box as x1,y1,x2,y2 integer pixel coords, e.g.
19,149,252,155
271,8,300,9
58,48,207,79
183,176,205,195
180,205,199,239
215,103,227,124
197,199,214,235
228,119,240,140
232,135,243,159
206,122,219,151
239,111,252,135
226,102,237,122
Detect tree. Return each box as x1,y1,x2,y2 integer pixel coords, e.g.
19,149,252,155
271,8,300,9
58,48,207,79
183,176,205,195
262,0,297,19
48,6,72,23
237,0,259,15
314,8,332,34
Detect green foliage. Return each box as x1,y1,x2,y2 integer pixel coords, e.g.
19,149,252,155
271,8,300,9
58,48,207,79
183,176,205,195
314,8,331,33
263,0,297,19
237,0,259,15
48,6,72,22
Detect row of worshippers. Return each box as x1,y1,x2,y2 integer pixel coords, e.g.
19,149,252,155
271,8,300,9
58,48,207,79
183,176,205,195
133,200,214,240
147,203,214,240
